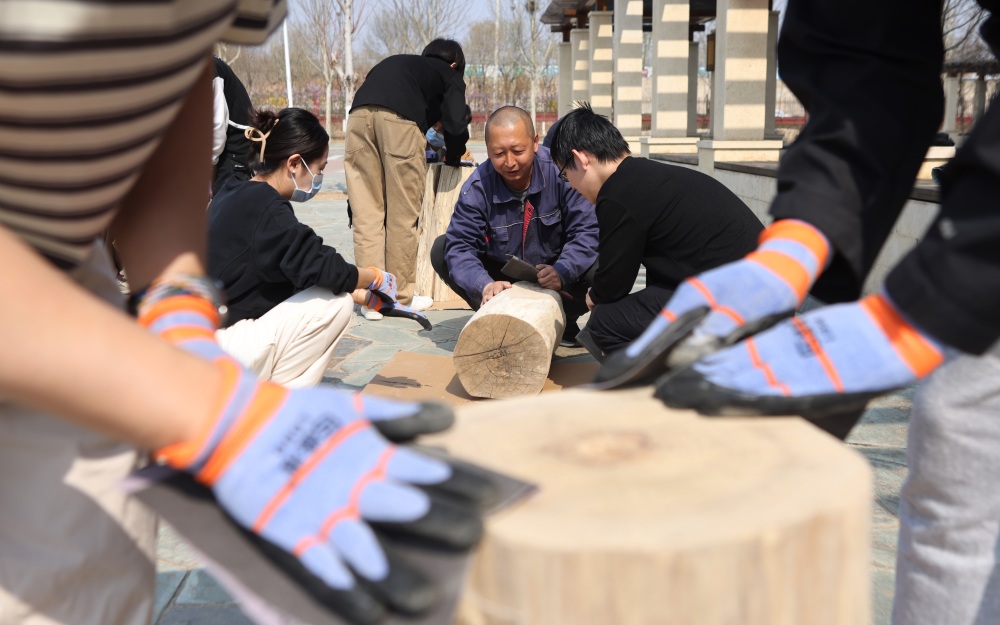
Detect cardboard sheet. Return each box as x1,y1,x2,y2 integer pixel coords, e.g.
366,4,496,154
363,352,599,406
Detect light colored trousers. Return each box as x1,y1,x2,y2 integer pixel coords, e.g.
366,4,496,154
216,287,353,388
892,340,1000,625
0,243,157,625
345,104,427,306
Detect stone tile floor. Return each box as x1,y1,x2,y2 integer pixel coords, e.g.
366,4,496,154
154,154,911,624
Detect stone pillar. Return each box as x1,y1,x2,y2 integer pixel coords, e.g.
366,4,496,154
764,10,780,139
942,74,960,135
697,0,782,173
613,0,644,151
973,73,987,123
642,0,698,157
687,41,699,137
589,11,614,117
571,28,590,109
558,41,573,117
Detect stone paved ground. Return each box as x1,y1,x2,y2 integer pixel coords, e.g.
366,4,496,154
153,144,910,624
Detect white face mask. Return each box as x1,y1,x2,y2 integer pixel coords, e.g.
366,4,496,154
290,160,323,202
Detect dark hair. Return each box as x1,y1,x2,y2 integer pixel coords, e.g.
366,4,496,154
548,102,631,171
246,107,329,174
422,38,466,75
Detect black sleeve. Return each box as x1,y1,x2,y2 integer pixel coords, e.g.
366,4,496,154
590,199,646,304
253,198,360,294
441,74,470,165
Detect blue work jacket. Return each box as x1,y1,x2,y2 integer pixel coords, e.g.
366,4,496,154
443,146,598,298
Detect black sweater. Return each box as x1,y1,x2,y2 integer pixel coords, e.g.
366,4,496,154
351,55,469,164
208,179,359,325
590,157,764,304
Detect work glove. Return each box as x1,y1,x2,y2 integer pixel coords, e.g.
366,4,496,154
363,289,433,331
656,291,946,421
366,267,398,305
136,277,489,624
593,219,831,388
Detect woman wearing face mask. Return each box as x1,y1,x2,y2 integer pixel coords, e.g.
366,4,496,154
208,107,430,388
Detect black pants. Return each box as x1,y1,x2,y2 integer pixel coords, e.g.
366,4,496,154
430,235,593,331
585,285,675,356
775,0,1000,354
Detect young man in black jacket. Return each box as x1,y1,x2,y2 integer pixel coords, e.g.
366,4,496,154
345,38,471,317
548,103,763,359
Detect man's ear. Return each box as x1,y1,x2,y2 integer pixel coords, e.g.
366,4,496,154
532,133,539,153
571,148,588,170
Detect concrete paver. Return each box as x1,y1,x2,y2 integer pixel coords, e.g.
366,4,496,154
154,149,913,624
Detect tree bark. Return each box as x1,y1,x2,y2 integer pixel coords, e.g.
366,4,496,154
453,283,565,399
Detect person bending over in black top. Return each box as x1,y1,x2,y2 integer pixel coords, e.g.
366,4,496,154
548,103,763,360
209,107,430,388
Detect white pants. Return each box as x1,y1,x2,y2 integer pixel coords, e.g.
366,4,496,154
216,287,354,388
893,340,1000,625
0,243,157,625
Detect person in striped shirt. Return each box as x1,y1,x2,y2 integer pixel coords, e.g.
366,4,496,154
0,3,481,624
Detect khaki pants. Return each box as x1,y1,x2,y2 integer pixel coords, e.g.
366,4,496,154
345,105,427,306
216,287,353,388
0,243,157,625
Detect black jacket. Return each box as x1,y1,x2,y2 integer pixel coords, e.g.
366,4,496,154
591,157,764,304
351,55,469,164
208,179,359,325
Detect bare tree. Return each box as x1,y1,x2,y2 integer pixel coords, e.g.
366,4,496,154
364,0,470,57
301,0,372,133
511,0,554,125
215,43,242,66
943,0,991,63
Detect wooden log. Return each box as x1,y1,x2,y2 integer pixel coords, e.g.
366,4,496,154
453,283,566,399
428,389,873,625
415,163,474,303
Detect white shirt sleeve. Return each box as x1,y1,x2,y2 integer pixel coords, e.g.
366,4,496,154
211,75,228,165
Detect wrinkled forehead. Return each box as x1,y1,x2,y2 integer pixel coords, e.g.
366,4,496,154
485,121,535,149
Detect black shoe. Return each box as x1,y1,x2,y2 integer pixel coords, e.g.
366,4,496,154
575,326,606,362
559,323,581,348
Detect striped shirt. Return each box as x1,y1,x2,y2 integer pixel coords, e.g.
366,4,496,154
0,0,285,267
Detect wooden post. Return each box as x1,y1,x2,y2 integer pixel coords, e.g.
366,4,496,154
415,163,474,303
429,389,873,625
453,283,566,399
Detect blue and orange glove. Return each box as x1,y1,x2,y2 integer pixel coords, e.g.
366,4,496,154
593,219,831,388
363,269,432,331
656,291,947,421
365,268,397,305
136,277,488,624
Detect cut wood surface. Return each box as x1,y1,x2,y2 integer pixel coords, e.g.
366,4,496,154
453,283,566,399
426,389,872,625
415,163,473,302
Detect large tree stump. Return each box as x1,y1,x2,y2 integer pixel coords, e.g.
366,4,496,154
453,283,566,399
429,389,872,625
415,163,473,303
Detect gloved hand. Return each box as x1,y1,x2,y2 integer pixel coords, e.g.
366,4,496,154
137,277,487,624
366,268,398,305
656,292,946,421
593,220,831,389
363,290,433,331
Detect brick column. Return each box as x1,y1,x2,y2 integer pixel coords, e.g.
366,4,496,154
613,0,644,150
558,41,573,117
589,11,614,117
697,0,782,173
571,28,590,109
643,0,698,156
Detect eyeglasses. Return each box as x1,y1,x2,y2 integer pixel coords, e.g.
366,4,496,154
557,161,569,182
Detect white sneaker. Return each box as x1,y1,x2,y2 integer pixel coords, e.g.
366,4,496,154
410,295,434,311
360,305,383,320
